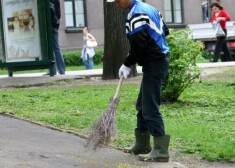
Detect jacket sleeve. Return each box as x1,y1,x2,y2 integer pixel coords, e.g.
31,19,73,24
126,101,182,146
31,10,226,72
55,0,61,20
211,14,215,23
124,30,148,67
222,10,230,21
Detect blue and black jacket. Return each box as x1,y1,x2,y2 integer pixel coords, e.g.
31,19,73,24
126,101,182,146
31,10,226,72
124,0,170,67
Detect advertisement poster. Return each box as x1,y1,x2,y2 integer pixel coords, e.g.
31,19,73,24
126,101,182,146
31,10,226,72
1,0,41,62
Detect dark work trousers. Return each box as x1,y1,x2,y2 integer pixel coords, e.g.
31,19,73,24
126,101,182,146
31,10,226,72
213,29,232,62
136,57,169,137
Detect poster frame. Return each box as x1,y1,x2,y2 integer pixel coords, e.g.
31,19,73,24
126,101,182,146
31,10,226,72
0,0,55,76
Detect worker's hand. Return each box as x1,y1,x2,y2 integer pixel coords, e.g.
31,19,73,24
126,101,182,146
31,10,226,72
118,64,131,79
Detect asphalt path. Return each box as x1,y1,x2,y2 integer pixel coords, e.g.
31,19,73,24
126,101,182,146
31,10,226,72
0,115,183,168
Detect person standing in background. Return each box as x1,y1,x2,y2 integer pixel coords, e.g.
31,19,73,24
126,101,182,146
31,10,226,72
210,1,232,62
201,0,209,23
46,0,66,75
81,27,96,70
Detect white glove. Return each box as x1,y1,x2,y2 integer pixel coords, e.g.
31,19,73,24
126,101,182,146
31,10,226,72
118,64,131,79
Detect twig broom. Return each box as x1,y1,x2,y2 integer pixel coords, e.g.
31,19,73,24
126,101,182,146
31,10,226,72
86,76,124,150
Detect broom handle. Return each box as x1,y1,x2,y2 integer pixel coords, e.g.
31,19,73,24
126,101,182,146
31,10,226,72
113,75,124,99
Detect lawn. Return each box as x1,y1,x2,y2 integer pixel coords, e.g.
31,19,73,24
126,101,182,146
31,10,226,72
0,67,234,162
0,64,103,75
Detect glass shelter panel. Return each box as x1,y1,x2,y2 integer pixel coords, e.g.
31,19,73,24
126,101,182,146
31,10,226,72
1,0,42,63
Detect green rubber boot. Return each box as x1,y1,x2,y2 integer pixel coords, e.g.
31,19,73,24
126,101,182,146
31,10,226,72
139,135,170,162
124,129,151,155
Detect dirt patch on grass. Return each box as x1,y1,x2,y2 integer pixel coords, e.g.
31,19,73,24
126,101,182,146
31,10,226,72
1,67,234,91
200,67,235,81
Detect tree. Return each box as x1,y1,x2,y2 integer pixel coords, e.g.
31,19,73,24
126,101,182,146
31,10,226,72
102,1,137,80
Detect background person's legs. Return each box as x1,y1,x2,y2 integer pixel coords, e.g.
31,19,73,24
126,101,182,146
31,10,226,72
52,29,66,74
87,57,94,70
221,42,233,61
212,36,226,62
82,58,90,69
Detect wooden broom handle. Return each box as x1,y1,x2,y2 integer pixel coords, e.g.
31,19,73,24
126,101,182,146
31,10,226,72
113,75,124,99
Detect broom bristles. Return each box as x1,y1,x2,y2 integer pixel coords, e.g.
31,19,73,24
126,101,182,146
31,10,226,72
86,96,120,150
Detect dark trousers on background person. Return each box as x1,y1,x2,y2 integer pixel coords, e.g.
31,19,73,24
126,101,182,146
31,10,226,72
213,29,233,62
49,29,66,75
202,6,208,23
136,57,169,137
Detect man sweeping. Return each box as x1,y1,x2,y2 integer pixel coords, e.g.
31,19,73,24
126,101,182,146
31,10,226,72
107,0,170,162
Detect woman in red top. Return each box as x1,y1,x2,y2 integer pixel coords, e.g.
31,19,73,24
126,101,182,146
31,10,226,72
210,2,232,62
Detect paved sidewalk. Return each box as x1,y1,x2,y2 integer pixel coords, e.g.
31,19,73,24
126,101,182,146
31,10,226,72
1,62,235,88
0,69,103,88
0,115,184,168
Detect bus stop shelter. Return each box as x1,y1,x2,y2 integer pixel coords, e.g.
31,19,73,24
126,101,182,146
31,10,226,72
0,0,55,77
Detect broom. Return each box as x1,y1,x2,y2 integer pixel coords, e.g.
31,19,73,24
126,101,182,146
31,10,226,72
86,75,124,150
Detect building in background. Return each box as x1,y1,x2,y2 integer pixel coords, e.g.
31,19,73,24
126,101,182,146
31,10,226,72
58,0,235,50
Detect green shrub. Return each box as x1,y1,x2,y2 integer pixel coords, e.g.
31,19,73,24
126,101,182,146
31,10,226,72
63,49,104,66
162,29,203,102
63,50,83,66
202,50,213,60
93,49,104,64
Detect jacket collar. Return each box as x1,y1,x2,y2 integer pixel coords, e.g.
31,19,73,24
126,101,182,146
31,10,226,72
129,0,140,10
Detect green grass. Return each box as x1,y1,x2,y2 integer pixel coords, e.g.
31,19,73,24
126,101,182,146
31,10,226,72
167,82,235,162
0,69,234,162
0,64,103,75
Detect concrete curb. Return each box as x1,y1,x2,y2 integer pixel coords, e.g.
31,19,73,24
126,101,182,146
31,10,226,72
1,62,235,79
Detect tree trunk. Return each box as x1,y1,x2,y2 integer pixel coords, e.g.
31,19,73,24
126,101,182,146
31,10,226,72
102,1,137,80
